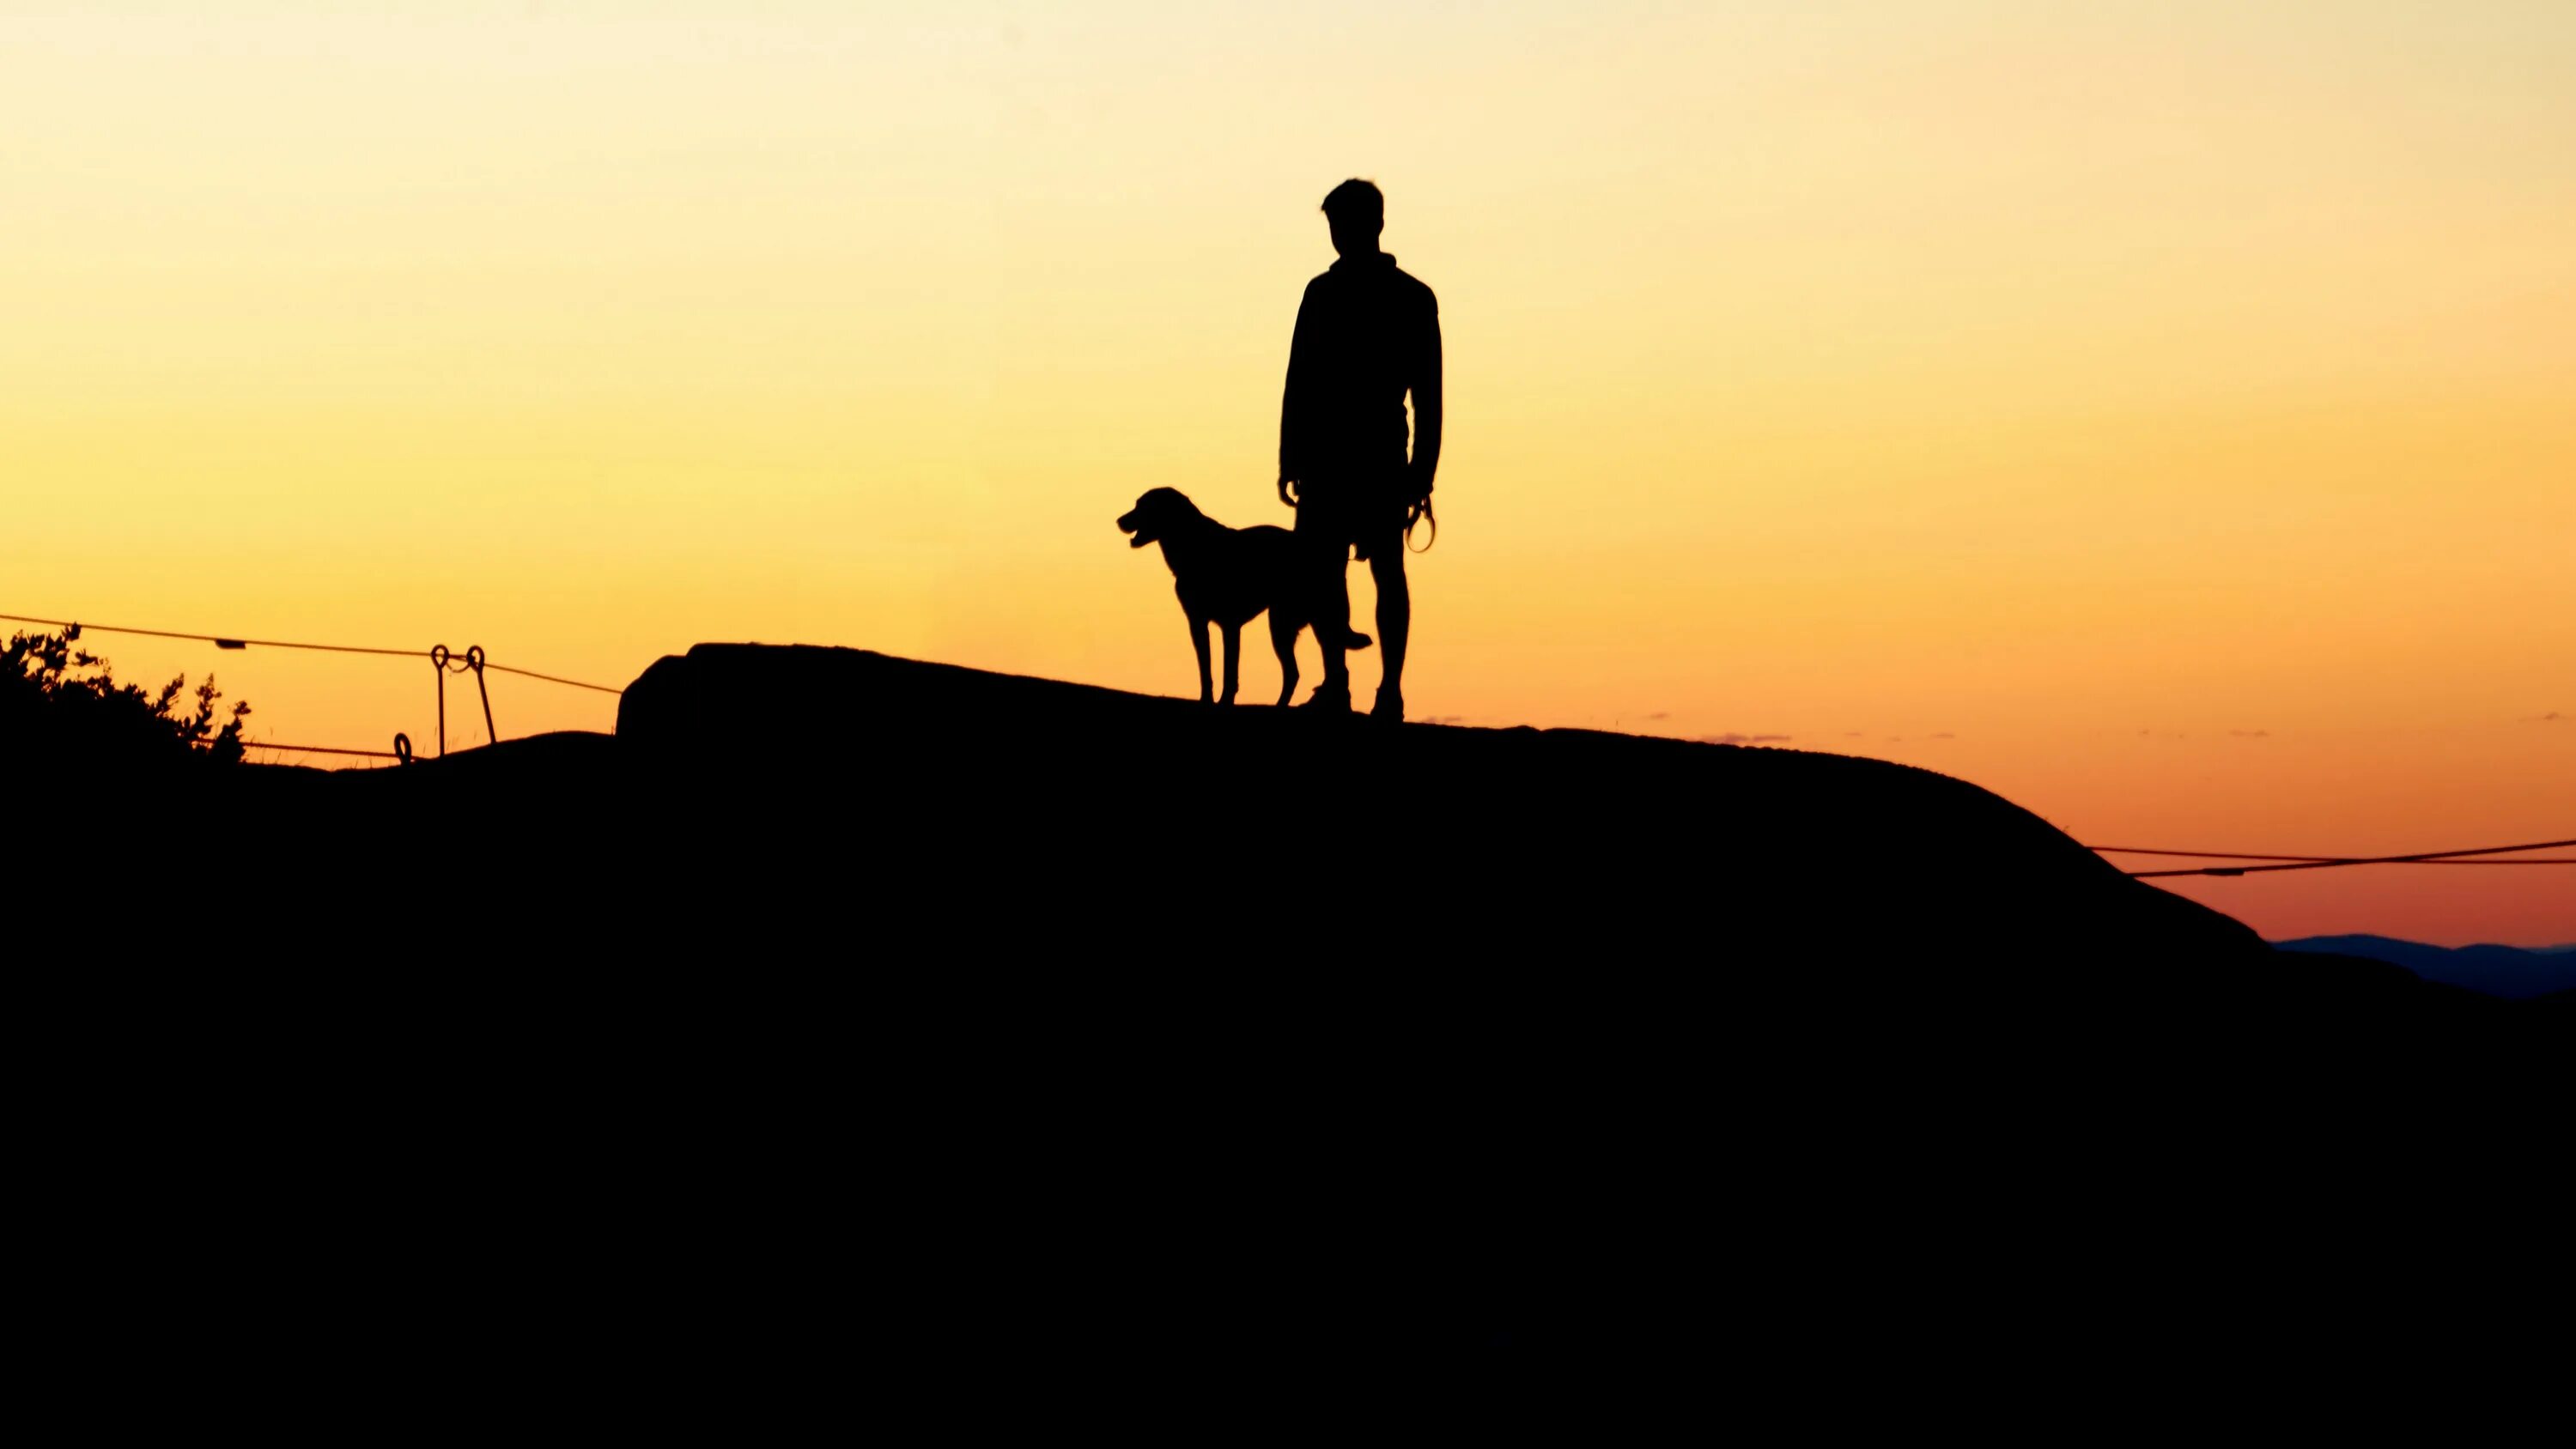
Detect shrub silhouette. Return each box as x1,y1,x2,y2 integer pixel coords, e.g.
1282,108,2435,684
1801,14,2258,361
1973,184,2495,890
3,627,251,766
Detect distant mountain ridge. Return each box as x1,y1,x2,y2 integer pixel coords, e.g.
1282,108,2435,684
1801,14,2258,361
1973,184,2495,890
2275,935,2576,1000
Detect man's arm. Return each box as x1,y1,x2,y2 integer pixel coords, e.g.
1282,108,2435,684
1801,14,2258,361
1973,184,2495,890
1409,292,1443,500
1279,283,1318,504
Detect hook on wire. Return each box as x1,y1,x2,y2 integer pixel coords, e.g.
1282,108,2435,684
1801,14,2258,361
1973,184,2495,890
427,644,496,755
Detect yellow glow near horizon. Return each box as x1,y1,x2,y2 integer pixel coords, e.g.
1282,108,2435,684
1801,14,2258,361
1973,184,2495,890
5,3,2572,943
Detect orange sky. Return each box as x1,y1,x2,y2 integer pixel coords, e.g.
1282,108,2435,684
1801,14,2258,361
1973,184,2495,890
5,3,2570,943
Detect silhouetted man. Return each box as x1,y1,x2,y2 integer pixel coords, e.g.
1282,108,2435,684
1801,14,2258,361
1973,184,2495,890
1279,179,1442,720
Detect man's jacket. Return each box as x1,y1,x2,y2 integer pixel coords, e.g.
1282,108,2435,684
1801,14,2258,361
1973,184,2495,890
1279,252,1442,492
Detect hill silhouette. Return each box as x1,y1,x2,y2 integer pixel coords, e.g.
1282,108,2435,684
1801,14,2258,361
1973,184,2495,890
80,640,2554,1026
34,643,2564,1398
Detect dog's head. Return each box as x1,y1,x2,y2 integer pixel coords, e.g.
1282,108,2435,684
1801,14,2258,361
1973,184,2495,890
1115,487,1201,549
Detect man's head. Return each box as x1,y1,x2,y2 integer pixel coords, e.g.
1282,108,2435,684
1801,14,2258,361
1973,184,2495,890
1321,179,1384,260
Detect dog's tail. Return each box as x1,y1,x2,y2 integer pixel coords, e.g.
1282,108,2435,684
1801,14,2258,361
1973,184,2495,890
1345,629,1373,652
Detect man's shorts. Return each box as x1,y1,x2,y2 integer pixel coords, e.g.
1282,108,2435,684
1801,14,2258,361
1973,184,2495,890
1295,466,1413,562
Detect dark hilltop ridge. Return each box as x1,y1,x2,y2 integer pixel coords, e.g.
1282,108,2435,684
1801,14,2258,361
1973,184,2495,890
107,641,2550,1023
36,642,2565,1397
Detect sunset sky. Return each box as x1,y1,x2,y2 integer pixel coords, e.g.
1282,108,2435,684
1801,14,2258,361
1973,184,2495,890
5,2,2570,943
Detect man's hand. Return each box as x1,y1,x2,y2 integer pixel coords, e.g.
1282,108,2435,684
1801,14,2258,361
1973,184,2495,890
1278,475,1299,507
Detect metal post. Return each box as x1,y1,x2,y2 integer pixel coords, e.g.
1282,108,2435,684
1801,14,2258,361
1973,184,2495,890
429,645,450,756
467,645,495,747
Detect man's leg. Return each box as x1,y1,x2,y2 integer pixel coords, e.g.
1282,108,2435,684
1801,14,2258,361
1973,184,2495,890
1369,543,1408,720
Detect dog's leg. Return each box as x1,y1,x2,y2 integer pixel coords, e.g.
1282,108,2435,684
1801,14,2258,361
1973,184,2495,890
1270,610,1299,707
1219,622,1242,706
1191,614,1213,704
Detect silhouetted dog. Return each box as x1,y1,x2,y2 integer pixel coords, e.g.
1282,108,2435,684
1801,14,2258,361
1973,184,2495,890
1118,487,1369,706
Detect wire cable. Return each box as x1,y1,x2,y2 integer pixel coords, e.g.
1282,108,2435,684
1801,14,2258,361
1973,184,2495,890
14,609,2570,872
2098,846,2372,862
3,609,623,692
2093,846,2576,864
2105,838,2576,878
244,743,404,760
481,662,624,694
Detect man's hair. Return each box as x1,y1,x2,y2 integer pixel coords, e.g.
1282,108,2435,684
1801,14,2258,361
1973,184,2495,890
1321,179,1383,231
